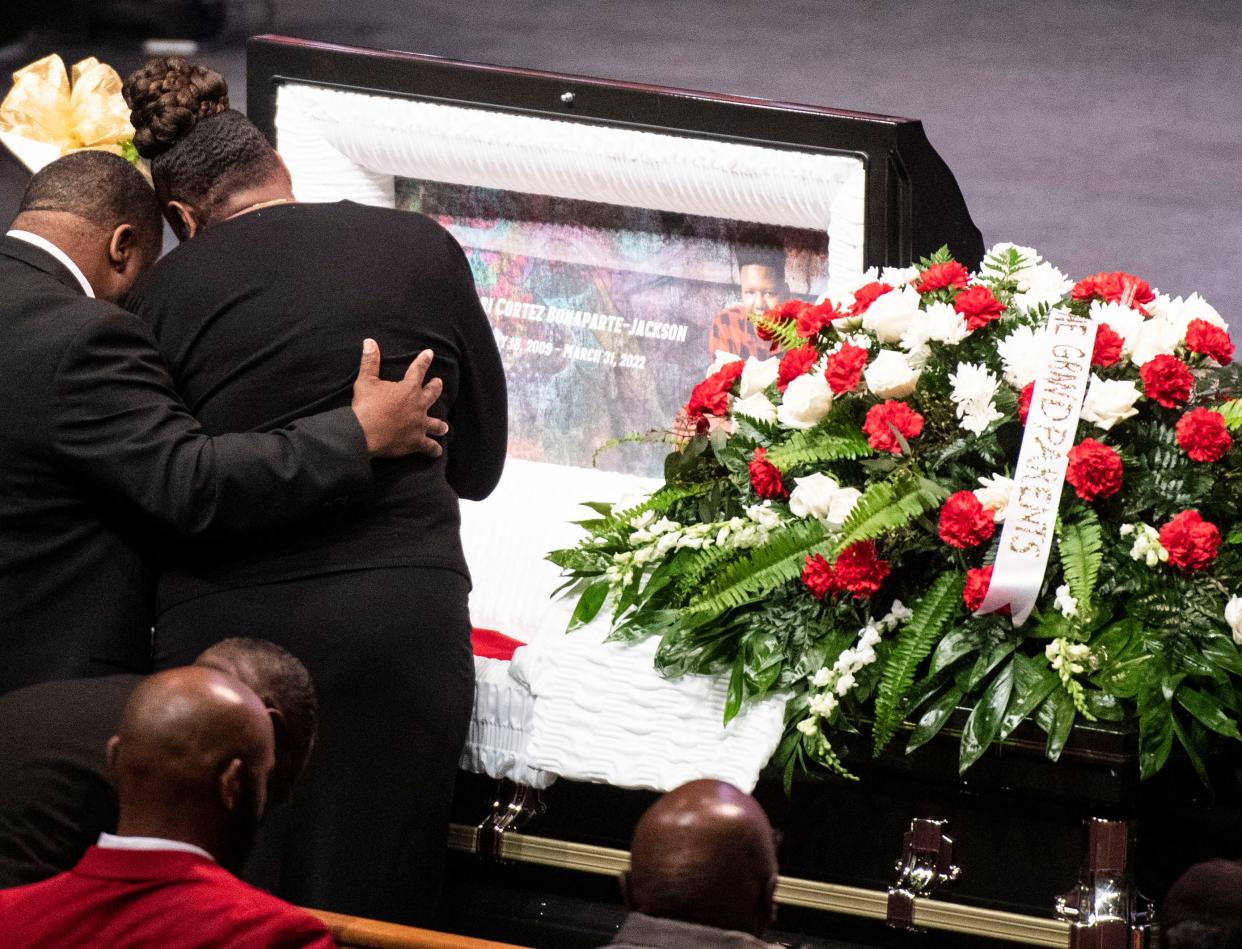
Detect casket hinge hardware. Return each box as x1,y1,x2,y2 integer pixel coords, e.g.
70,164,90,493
1054,818,1153,949
477,779,545,860
886,817,961,930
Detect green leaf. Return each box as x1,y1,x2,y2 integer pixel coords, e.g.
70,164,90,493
1172,715,1211,787
965,638,1017,691
724,658,745,723
872,572,965,753
1218,398,1242,431
751,313,805,351
685,518,831,619
765,423,873,472
1092,655,1154,699
1138,686,1174,780
1058,507,1103,615
999,654,1059,740
906,679,968,752
960,657,1016,772
834,474,949,555
928,628,983,677
1044,689,1077,763
1082,690,1124,722
567,579,610,630
1176,688,1242,740
1200,632,1242,677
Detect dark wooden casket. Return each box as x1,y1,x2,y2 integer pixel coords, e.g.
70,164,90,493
244,38,1236,948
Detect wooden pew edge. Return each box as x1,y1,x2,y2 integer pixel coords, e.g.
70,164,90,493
305,908,531,949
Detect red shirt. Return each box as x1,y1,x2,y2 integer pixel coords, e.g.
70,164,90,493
0,845,335,948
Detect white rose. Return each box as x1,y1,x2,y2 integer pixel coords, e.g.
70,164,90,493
824,486,861,529
1089,301,1144,358
996,324,1040,388
1080,375,1141,431
1012,262,1072,311
777,373,833,429
861,285,922,343
739,356,780,398
974,473,1015,523
788,472,843,520
731,392,778,423
1226,596,1242,646
864,349,920,398
1129,317,1182,367
708,350,743,374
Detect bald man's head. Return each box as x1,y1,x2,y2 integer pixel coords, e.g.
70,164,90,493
625,780,779,937
107,667,275,870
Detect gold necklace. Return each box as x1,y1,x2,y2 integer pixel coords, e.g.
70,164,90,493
225,197,295,220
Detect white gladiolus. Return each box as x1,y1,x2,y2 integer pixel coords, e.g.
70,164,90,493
996,324,1040,388
809,692,838,717
834,672,857,696
812,666,833,688
739,355,780,398
746,503,784,530
788,473,843,520
1226,596,1242,646
1055,584,1079,619
974,473,1015,523
731,392,778,423
796,717,820,736
1120,522,1168,567
777,372,834,429
863,348,920,398
861,285,922,343
1080,375,1142,431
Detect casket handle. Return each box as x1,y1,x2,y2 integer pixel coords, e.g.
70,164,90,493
886,817,961,930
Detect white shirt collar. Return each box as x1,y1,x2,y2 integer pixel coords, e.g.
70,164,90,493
97,832,215,862
6,229,95,298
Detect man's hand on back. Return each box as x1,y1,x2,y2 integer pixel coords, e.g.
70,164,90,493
351,339,449,458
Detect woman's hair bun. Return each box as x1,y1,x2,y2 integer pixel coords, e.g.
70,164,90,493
123,57,230,160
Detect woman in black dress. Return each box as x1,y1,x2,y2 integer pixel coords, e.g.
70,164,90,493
122,58,507,925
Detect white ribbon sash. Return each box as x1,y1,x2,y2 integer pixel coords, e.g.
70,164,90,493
978,309,1097,625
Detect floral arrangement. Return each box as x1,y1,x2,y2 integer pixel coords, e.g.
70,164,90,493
548,244,1242,786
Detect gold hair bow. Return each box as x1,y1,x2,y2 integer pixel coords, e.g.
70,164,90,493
0,54,137,172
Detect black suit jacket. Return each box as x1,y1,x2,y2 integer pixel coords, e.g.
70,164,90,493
0,236,374,695
0,674,139,888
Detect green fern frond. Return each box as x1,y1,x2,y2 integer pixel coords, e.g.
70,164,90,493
872,572,965,753
750,313,805,352
766,424,873,472
833,474,948,554
590,482,715,537
685,519,830,619
1058,507,1103,618
674,540,750,598
590,428,680,466
1217,399,1242,431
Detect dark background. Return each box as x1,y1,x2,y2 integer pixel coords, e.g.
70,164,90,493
3,0,1239,322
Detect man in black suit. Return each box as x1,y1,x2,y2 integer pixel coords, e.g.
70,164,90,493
0,638,319,889
0,150,449,696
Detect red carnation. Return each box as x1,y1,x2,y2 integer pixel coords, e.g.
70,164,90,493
748,447,786,499
847,281,893,317
833,541,890,599
1176,408,1231,463
953,284,1005,331
801,554,835,600
938,491,996,549
1065,438,1123,502
824,342,869,394
777,345,819,392
1018,382,1034,425
963,566,993,613
755,300,805,345
1159,510,1221,571
1071,271,1155,310
684,359,745,418
1139,354,1194,409
1091,323,1124,368
863,400,924,455
796,300,843,339
915,260,969,294
1184,319,1235,365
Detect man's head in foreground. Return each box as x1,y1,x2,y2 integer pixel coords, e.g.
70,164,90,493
106,666,274,873
11,151,163,302
624,779,780,937
1160,858,1242,948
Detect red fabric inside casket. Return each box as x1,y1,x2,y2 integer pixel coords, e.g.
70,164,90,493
471,627,525,661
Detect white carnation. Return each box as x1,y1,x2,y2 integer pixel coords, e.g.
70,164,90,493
1226,596,1242,647
739,356,780,398
983,242,1042,276
1012,262,1072,312
900,302,969,364
777,372,834,429
861,285,922,343
863,348,920,398
731,392,778,423
1147,292,1227,337
974,473,1015,523
996,324,1040,388
880,264,920,285
1089,300,1144,358
949,362,1002,434
1080,375,1141,431
788,472,842,521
